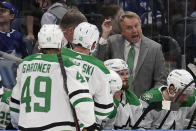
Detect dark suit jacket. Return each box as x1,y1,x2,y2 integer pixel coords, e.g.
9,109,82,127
93,34,167,97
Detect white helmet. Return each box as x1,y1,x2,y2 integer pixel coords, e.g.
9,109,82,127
167,69,195,97
104,59,128,72
38,24,67,49
109,70,122,95
72,22,99,52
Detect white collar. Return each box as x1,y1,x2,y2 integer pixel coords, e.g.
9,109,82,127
125,39,141,49
0,29,15,37
0,29,15,34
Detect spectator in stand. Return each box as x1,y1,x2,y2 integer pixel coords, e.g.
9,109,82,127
8,0,46,54
41,0,67,26
23,0,47,40
8,0,43,40
0,1,29,89
119,0,164,31
0,1,29,58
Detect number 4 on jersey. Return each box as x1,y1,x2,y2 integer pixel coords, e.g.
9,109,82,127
21,76,31,112
76,71,85,83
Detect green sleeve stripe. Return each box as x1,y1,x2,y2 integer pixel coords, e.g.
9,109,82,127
106,98,120,119
113,98,120,107
72,97,93,108
107,107,117,119
10,107,20,113
95,111,113,116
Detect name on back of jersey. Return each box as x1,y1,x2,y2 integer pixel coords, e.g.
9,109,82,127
22,63,51,73
69,58,95,76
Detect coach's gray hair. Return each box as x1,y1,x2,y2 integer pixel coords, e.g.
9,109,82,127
120,11,141,24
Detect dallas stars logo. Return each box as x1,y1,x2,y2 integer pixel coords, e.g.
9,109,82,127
46,37,51,42
142,93,153,101
79,36,83,41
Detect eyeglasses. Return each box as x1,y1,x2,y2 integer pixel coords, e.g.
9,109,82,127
0,8,9,14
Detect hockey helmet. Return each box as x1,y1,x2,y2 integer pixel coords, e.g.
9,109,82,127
38,24,67,49
72,22,99,52
104,58,128,72
167,69,195,96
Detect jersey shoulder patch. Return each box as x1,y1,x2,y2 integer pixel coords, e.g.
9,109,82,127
140,88,163,104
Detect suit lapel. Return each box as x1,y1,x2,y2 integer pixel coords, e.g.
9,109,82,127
134,37,149,80
121,39,126,60
118,36,126,60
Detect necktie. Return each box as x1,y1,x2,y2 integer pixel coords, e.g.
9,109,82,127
127,44,135,72
127,44,135,91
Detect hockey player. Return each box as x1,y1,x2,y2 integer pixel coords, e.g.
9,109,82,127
61,22,114,123
9,24,96,131
0,90,12,129
139,69,196,129
103,58,142,129
0,75,12,130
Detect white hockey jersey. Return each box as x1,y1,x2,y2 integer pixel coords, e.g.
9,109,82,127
102,90,142,129
10,53,95,131
139,86,196,129
61,48,114,121
0,91,12,129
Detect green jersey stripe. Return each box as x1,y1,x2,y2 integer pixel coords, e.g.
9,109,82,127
72,97,93,108
10,107,20,113
95,111,113,116
107,107,117,119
